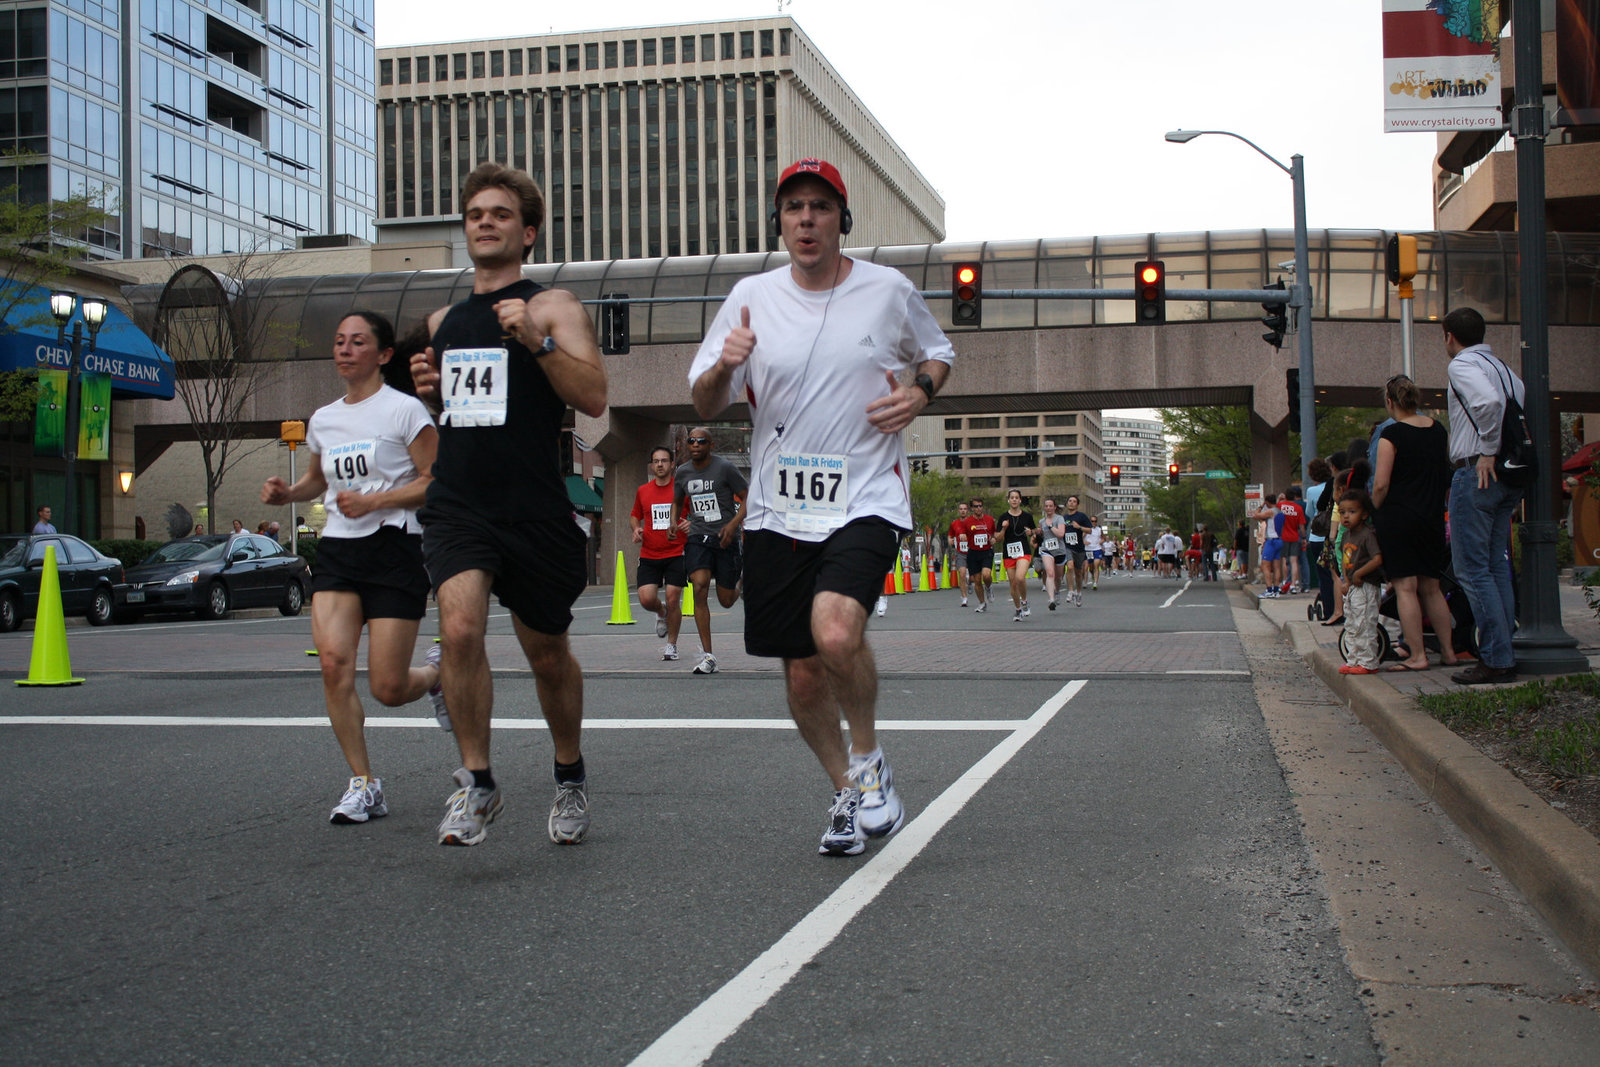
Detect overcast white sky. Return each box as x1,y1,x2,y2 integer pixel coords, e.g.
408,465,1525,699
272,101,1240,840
376,0,1443,242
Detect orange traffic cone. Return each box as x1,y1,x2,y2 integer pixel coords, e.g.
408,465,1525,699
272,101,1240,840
15,545,84,687
883,569,896,596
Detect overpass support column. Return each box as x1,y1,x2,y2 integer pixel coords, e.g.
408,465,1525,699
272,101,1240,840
1249,412,1295,496
576,409,674,589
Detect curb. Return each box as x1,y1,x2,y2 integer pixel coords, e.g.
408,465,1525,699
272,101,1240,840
1265,603,1600,982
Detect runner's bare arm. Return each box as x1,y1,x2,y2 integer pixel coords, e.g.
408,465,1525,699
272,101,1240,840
497,289,607,418
262,455,327,506
693,307,753,419
336,425,438,518
866,359,950,435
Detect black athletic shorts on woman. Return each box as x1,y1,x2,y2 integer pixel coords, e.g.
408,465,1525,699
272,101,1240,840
313,526,431,620
742,517,902,659
419,505,587,635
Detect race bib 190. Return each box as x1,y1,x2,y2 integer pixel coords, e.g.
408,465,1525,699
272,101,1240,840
325,438,381,505
440,347,508,426
773,452,848,534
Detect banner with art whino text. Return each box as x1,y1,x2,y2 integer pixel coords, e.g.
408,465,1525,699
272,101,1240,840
1383,0,1505,133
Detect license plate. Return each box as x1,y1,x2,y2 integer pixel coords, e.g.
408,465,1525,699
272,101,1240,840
125,590,145,603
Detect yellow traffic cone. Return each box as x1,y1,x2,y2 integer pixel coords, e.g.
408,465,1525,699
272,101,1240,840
892,553,906,594
942,556,952,590
16,545,84,687
682,579,695,616
606,550,635,624
919,554,933,592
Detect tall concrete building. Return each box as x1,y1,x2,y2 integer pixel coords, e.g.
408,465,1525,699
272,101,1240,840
374,16,944,263
905,410,1106,515
0,0,378,259
1101,414,1168,526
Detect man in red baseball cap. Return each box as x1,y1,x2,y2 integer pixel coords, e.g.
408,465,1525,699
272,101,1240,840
687,159,957,857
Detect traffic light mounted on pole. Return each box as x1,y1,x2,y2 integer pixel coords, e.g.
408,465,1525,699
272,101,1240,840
1261,279,1287,348
1168,463,1180,486
600,292,630,354
1108,465,1121,487
952,262,982,327
1133,260,1166,324
1385,234,1417,287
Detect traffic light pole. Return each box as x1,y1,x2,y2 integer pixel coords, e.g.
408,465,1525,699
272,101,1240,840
1291,153,1316,488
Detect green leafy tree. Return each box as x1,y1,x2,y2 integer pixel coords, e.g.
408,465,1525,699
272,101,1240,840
0,177,113,420
909,468,972,540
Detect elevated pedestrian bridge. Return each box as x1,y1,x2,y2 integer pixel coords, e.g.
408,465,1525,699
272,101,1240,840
124,229,1600,573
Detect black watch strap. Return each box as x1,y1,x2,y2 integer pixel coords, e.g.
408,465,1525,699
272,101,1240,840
913,372,936,403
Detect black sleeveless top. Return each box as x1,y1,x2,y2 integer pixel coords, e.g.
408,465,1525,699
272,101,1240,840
426,279,570,522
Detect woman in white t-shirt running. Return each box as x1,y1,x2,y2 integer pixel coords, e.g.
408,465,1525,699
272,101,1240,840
261,311,443,826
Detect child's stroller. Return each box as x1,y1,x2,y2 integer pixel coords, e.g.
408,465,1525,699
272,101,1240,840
1337,555,1482,664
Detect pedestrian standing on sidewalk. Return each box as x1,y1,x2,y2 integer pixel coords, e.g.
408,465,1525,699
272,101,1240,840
1336,489,1385,675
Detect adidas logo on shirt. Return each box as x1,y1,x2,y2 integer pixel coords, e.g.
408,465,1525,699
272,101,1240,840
857,334,875,347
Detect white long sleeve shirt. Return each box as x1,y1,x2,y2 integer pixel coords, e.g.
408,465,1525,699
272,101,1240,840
1445,343,1525,463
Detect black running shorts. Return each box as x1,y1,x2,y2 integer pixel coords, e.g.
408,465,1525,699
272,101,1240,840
683,534,743,589
636,554,687,590
742,517,902,659
313,528,430,620
419,506,587,635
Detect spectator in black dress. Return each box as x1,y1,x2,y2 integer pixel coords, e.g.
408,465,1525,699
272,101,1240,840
1371,375,1466,671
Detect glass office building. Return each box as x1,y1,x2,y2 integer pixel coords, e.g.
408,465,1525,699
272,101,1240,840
0,0,377,259
375,17,945,263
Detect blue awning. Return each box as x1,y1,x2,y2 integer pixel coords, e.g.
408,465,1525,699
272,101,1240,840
0,280,176,400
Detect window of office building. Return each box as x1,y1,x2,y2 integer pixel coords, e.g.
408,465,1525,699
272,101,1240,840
663,83,677,256
604,41,616,68
585,43,598,70
645,83,660,256
681,35,694,61
1044,414,1077,426
1006,416,1038,427
491,50,503,77
968,417,1000,429
780,28,791,55
661,37,673,63
626,85,641,255
471,52,484,78
607,86,621,256
969,436,999,449
397,57,410,84
701,34,713,60
968,457,1000,470
545,46,558,73
549,90,564,262
643,38,654,65
511,95,524,170
437,98,452,213
743,79,758,251
943,418,962,430
453,53,465,79
684,80,698,255
0,7,47,79
417,55,429,82
740,31,753,59
623,39,635,67
1045,454,1076,467
436,55,448,80
721,33,734,60
761,29,774,57
379,58,391,85
587,88,601,257
507,49,520,76
399,100,414,215
419,100,433,215
565,44,578,71
723,80,736,248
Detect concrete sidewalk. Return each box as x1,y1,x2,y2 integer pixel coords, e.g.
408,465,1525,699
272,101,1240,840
1248,578,1600,981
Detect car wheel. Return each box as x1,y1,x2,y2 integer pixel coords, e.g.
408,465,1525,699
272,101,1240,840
85,586,114,626
0,591,17,633
201,581,231,620
279,580,304,616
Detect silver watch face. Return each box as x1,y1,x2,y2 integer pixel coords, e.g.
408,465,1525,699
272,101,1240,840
539,334,557,354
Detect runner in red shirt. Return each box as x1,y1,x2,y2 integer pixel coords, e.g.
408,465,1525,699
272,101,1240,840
946,501,972,607
964,497,997,613
629,446,687,660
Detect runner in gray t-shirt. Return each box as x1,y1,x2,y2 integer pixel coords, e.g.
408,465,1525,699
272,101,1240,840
670,427,748,674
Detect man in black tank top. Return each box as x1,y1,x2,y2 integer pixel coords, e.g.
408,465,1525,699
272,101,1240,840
409,162,608,848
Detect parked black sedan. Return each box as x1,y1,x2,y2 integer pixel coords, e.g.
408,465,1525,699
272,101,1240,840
0,533,124,631
116,534,309,621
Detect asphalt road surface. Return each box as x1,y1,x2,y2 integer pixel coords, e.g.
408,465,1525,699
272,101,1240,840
0,572,1573,1063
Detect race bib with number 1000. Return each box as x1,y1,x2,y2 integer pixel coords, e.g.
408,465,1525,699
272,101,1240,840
773,452,848,534
439,347,508,426
650,502,672,530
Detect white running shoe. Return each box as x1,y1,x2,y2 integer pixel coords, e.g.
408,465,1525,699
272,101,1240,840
1074,591,1083,606
548,779,589,844
330,775,387,824
693,652,718,674
1022,601,1030,617
1013,608,1022,622
655,612,668,638
960,596,968,607
875,595,887,617
661,642,678,661
974,602,987,613
850,752,904,838
425,643,450,732
819,787,866,856
437,768,501,846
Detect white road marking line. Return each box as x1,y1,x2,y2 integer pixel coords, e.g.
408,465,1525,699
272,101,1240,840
0,716,1029,731
1159,579,1191,609
627,679,1087,1067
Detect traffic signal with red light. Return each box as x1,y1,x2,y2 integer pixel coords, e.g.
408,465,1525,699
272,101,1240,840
1108,465,1121,487
1168,463,1180,486
952,262,982,327
1134,260,1166,324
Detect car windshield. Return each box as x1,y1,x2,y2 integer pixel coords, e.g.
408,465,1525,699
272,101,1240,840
0,536,24,567
146,539,227,564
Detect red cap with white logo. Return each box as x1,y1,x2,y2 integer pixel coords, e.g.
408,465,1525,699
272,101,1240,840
775,158,848,205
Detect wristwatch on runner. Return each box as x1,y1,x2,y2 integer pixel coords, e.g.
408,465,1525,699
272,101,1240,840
535,334,557,355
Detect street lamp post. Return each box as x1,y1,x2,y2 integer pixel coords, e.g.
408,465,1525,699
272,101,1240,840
47,291,108,537
1166,130,1315,485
